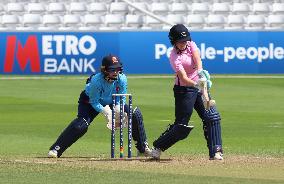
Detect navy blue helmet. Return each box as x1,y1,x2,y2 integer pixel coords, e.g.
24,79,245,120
168,24,191,45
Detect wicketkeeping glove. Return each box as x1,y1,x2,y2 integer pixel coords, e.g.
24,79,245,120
102,105,112,127
106,105,128,130
114,104,128,127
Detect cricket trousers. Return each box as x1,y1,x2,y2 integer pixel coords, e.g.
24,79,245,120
49,91,99,157
173,85,205,126
174,85,223,158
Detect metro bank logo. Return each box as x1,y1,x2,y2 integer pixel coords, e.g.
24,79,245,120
2,34,97,74
4,36,40,73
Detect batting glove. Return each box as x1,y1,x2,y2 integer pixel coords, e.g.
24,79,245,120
207,79,212,89
194,77,207,91
198,69,212,89
198,69,211,80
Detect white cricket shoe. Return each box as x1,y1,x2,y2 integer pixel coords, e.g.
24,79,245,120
213,152,223,160
151,147,162,159
137,145,152,157
144,145,152,157
48,149,58,158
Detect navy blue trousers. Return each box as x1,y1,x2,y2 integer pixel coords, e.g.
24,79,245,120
152,85,206,151
77,90,100,122
174,85,206,126
174,85,223,158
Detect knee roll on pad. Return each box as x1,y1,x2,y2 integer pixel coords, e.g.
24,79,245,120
204,106,221,122
132,107,148,153
153,124,194,151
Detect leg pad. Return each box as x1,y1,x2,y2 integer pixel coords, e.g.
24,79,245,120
132,107,148,153
203,107,223,158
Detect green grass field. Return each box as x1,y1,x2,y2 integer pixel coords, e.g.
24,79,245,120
0,75,283,184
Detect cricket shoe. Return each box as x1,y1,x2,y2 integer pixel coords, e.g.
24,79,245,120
214,152,224,160
210,152,223,160
137,144,152,157
144,145,152,157
48,149,58,158
151,147,162,159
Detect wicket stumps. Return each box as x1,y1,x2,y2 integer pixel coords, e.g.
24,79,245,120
111,94,132,159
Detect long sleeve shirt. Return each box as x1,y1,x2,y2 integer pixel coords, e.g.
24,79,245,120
85,73,127,112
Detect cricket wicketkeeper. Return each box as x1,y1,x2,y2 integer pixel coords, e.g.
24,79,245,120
150,24,224,160
48,54,151,158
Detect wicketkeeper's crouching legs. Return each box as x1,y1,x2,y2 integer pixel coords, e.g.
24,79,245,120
49,104,151,158
49,117,91,158
48,91,98,158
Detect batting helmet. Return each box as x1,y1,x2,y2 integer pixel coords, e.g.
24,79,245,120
168,24,191,45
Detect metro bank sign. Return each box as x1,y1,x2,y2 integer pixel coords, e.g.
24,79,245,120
1,33,100,74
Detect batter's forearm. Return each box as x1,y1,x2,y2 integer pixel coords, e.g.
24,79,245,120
193,50,203,70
